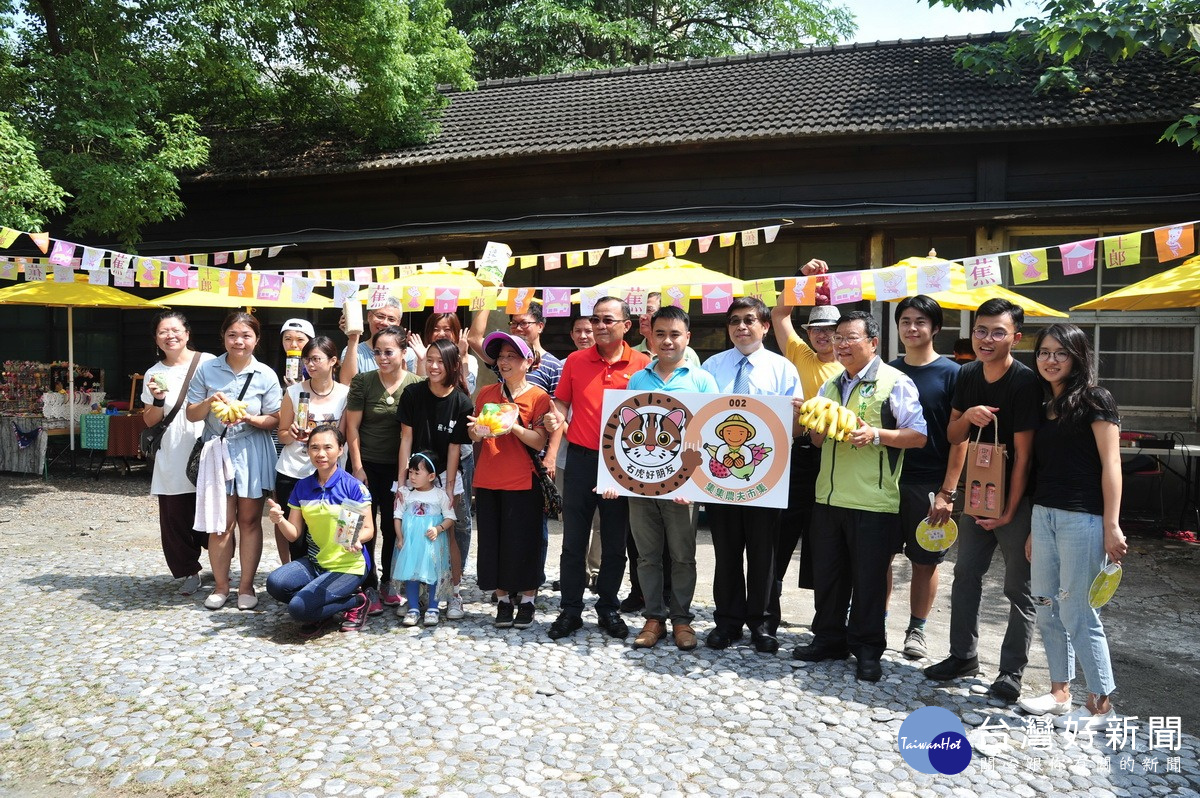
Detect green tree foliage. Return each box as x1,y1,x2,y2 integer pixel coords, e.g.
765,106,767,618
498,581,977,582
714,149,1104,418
928,1,1200,152
0,112,66,232
0,0,474,246
449,0,856,79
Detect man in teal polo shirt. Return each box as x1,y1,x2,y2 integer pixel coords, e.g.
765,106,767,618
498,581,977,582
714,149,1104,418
624,305,717,651
795,310,927,682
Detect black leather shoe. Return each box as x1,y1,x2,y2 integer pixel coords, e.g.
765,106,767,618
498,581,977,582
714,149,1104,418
751,633,780,654
989,671,1022,702
792,642,850,662
856,659,883,682
705,627,743,650
618,594,645,613
924,655,980,681
551,579,561,592
597,611,629,639
546,612,583,640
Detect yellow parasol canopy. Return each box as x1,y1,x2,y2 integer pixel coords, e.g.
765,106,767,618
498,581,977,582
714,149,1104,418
572,256,744,303
861,257,1069,318
381,262,485,308
1071,255,1200,312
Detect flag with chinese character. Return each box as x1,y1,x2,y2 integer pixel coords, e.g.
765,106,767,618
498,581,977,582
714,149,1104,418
746,279,777,306
783,276,815,306
542,288,571,317
198,266,221,292
588,249,604,266
257,273,283,302
623,287,647,316
701,283,734,314
1103,234,1142,269
25,261,46,282
433,287,460,313
829,271,863,305
360,283,384,309
741,229,760,247
661,284,689,309
1059,240,1097,275
872,268,908,301
1010,249,1049,285
469,288,500,312
1154,224,1194,262
249,248,263,258
963,256,1002,289
49,240,76,266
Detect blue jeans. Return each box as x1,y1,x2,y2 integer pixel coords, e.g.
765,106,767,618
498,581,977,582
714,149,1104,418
266,559,366,622
1031,505,1116,696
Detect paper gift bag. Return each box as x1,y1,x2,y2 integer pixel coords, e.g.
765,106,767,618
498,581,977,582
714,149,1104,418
965,419,1006,519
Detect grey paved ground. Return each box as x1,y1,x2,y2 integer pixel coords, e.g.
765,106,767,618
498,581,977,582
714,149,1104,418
0,472,1198,797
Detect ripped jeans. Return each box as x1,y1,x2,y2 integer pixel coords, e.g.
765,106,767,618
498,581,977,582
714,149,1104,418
1030,504,1116,697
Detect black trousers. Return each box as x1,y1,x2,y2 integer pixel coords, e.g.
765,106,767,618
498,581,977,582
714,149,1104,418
158,492,207,578
706,502,780,634
809,503,898,663
768,441,821,634
361,459,398,590
559,444,628,617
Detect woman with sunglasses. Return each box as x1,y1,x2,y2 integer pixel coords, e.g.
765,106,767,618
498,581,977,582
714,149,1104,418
274,336,350,565
345,325,422,611
1017,323,1127,732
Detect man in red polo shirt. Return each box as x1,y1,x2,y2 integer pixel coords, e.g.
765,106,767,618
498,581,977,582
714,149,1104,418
544,296,651,640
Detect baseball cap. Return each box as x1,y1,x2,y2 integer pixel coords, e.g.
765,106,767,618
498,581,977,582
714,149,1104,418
280,318,315,339
802,305,840,329
483,331,533,360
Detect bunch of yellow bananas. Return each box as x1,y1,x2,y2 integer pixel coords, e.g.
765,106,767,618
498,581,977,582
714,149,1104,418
212,398,248,424
797,396,859,441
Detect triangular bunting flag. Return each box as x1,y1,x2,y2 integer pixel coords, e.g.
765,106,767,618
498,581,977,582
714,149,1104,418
0,228,20,248
697,236,714,254
28,232,49,253
672,240,692,257
763,225,781,244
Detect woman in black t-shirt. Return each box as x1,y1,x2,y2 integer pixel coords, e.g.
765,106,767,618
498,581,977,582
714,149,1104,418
1019,323,1128,731
397,338,474,620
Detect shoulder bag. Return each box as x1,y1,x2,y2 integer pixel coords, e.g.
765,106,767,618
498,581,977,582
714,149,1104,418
502,383,562,520
139,352,202,464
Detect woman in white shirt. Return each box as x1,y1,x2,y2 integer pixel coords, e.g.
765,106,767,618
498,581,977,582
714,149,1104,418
141,311,214,596
274,336,350,564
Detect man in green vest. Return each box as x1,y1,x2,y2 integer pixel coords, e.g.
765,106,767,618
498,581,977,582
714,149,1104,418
793,310,927,682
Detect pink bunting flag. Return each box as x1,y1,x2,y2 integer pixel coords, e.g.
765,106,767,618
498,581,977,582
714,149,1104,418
354,268,373,285
49,240,76,267
697,236,714,254
701,283,734,314
916,262,950,295
257,273,283,302
542,288,571,317
829,271,863,305
432,287,460,313
213,251,229,266
1059,240,1096,275
187,270,198,288
52,263,75,282
24,261,46,282
543,253,562,271
88,268,109,286
164,262,191,289
872,268,909,301
963,256,1002,289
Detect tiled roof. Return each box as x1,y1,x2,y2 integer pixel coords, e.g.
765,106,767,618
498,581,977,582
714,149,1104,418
200,34,1198,178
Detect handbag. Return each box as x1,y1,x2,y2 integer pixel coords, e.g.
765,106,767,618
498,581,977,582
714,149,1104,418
964,417,1007,520
187,373,253,485
140,352,202,464
502,383,563,520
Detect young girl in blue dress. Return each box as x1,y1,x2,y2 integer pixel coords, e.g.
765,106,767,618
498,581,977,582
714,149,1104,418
393,451,456,627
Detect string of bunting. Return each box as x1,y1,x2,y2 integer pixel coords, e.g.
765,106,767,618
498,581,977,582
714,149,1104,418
0,220,1195,315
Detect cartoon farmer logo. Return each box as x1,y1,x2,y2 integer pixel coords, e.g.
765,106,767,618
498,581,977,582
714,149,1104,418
704,413,773,481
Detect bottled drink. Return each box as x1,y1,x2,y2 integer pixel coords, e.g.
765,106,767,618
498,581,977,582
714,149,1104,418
296,391,310,432
285,350,302,383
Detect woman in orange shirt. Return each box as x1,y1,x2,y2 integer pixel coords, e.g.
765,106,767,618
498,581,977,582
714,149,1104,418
468,332,550,630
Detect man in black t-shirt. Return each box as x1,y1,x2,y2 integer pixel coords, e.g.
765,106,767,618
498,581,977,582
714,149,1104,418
924,299,1041,704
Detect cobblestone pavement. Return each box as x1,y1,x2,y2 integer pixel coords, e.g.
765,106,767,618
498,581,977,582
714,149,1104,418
0,473,1198,797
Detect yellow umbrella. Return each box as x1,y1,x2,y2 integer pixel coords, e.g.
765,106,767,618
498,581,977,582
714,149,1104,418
0,275,158,448
862,257,1068,318
572,256,745,302
153,272,333,310
1071,255,1200,312
382,263,485,308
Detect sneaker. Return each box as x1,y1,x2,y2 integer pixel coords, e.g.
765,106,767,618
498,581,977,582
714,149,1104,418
1054,705,1116,731
495,600,515,628
1018,693,1072,716
989,671,1022,702
180,574,204,596
339,592,368,632
513,601,535,629
902,627,928,659
446,594,465,620
401,609,421,627
380,581,404,607
364,587,384,616
423,609,440,627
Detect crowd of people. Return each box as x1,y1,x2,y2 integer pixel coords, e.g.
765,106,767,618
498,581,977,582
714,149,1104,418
142,263,1127,731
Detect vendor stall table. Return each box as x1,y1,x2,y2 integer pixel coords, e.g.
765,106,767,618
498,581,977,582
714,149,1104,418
0,416,75,478
80,413,145,478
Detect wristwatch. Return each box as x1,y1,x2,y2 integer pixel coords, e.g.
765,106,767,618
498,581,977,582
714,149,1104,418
937,489,959,502
871,429,881,447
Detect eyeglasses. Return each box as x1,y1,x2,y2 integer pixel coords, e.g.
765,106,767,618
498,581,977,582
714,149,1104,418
972,327,1014,342
589,316,626,327
509,319,538,329
373,348,403,359
727,316,760,328
1036,349,1071,363
831,334,867,346
303,356,328,364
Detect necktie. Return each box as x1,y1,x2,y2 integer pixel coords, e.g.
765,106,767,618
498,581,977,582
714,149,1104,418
733,356,750,394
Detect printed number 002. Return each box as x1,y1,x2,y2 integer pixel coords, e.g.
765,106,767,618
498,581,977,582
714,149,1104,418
729,398,747,408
